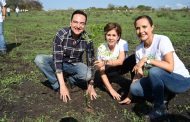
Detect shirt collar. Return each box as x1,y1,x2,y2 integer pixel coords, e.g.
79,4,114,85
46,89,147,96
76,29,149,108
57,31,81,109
68,27,86,40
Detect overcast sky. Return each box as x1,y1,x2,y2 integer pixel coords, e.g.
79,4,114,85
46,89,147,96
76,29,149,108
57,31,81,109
39,0,190,10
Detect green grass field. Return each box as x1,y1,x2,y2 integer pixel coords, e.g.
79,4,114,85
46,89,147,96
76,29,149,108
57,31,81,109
0,10,190,121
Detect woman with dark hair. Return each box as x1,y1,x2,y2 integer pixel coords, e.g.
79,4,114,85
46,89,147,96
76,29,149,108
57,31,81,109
94,22,135,100
119,15,190,119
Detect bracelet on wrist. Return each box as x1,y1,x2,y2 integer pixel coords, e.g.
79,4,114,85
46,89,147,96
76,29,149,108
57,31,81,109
146,58,151,64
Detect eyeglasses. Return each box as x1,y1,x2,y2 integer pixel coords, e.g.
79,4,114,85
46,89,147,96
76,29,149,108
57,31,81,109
72,20,86,26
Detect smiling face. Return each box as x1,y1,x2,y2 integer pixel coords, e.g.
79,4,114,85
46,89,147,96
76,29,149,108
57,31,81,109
106,29,120,48
135,18,154,43
70,14,86,37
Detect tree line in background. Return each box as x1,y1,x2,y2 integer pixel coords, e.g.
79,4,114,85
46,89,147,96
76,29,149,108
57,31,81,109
68,4,189,12
6,0,43,11
5,0,190,12
96,4,189,11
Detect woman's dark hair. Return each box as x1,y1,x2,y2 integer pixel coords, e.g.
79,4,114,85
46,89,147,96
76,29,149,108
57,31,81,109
104,22,122,41
134,15,153,27
71,10,87,22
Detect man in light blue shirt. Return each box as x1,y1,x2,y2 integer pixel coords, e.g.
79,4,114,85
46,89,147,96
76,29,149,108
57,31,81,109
0,0,6,55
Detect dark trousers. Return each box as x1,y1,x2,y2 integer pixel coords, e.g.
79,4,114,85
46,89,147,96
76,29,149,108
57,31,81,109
94,54,136,83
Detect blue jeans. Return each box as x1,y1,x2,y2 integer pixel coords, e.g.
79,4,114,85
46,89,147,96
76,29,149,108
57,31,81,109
0,22,6,51
130,67,190,107
34,54,92,90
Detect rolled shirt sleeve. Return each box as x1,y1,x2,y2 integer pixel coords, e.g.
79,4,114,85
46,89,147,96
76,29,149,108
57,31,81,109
53,34,64,73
